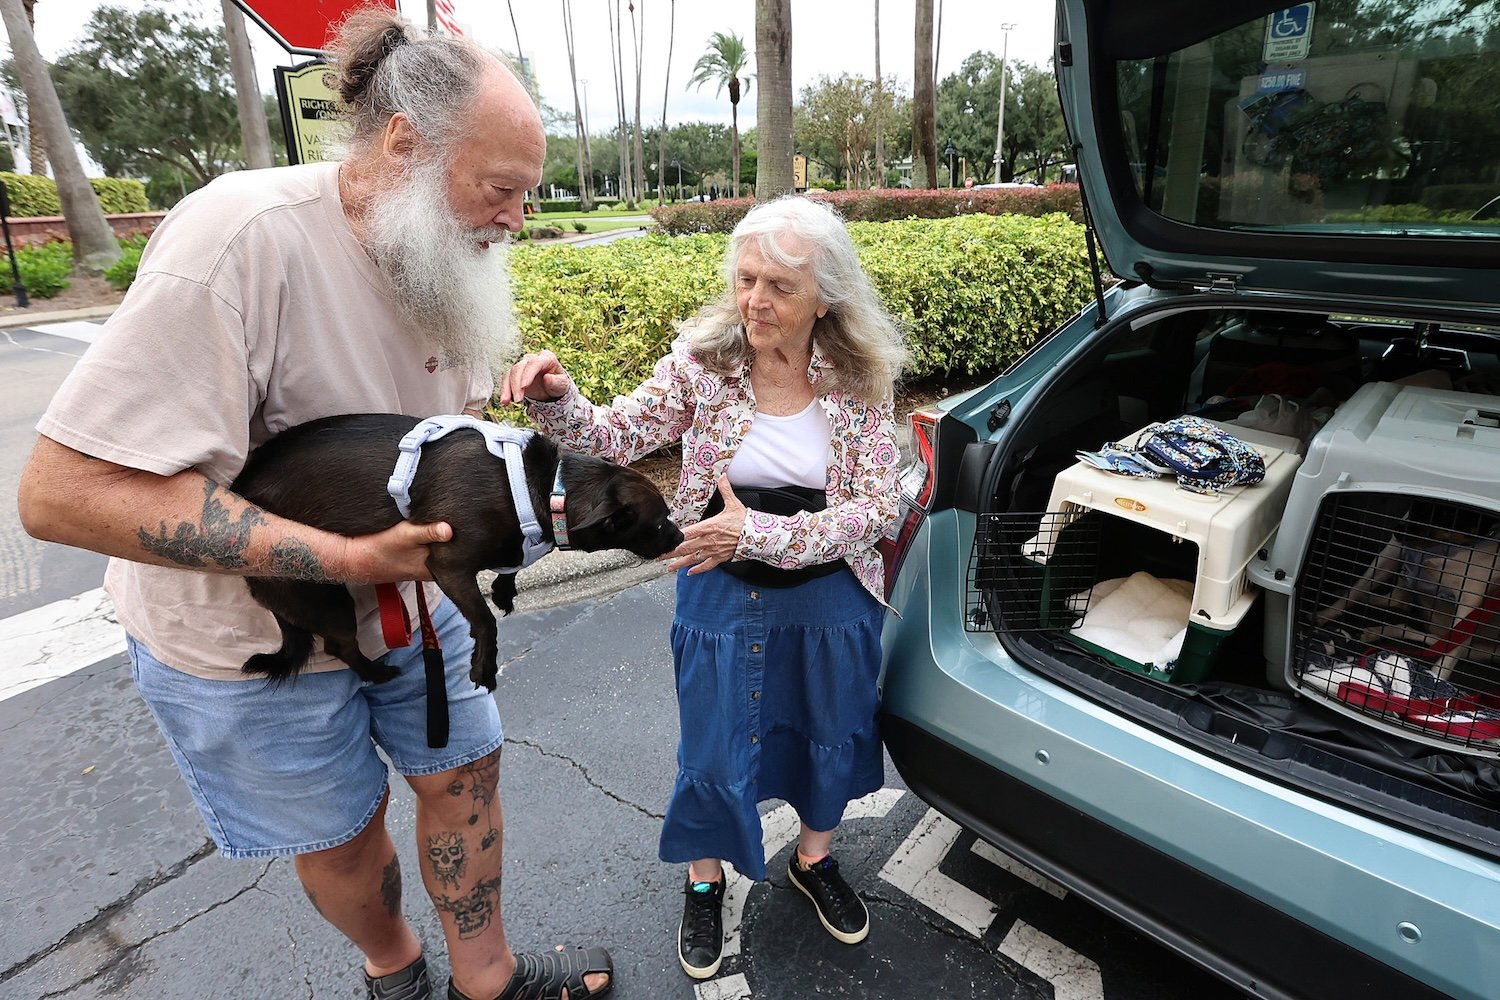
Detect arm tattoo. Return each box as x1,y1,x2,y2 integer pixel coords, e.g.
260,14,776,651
138,480,266,570
269,538,334,582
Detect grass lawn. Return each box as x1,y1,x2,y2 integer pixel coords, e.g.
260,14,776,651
537,218,652,235
532,208,650,221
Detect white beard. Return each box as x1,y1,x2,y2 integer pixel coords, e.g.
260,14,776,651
363,157,519,374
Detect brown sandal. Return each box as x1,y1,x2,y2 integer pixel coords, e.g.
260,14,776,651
448,946,613,1000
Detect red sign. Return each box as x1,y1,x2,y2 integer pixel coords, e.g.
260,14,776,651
232,0,397,57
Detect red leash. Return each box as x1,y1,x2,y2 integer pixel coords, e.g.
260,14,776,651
375,582,449,748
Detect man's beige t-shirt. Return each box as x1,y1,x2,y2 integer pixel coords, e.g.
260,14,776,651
38,163,491,680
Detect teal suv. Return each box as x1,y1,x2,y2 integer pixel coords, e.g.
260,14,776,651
879,2,1500,998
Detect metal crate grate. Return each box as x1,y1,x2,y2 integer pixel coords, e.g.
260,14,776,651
1292,493,1500,754
966,510,1102,633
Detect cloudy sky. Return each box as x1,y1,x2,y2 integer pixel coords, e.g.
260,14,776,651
15,0,1056,133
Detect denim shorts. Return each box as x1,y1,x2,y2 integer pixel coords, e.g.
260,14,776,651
128,598,504,859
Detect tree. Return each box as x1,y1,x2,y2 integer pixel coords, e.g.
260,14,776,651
607,0,633,205
629,2,646,205
221,0,272,169
21,0,41,176
795,74,897,187
655,0,675,205
936,51,1004,184
0,0,118,269
48,6,242,185
873,0,884,188
754,0,794,198
912,0,937,187
688,30,752,198
560,0,593,209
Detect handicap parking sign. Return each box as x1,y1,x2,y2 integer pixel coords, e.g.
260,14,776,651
1264,4,1315,62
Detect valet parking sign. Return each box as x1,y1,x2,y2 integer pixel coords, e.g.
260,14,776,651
274,62,341,165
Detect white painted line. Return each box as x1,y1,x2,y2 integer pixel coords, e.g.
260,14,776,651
971,839,1067,899
26,320,108,345
0,587,125,702
998,920,1104,1000
721,788,905,961
693,973,751,1000
878,808,997,937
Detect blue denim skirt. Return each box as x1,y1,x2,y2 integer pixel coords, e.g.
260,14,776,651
659,564,884,880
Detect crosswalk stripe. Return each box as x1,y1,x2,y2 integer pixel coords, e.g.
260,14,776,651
0,587,126,703
24,320,109,345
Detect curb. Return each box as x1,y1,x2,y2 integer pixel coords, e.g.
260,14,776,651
0,304,118,329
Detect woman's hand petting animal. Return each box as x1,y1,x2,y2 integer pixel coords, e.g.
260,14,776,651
338,519,453,585
498,350,572,405
666,476,746,575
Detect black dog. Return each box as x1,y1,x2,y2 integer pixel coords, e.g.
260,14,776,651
231,413,682,690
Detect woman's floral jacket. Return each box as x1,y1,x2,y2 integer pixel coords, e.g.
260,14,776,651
525,334,901,603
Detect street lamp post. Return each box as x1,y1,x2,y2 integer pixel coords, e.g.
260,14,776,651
993,22,1014,182
944,139,957,188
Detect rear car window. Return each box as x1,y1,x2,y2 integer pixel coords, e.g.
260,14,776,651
1115,1,1500,235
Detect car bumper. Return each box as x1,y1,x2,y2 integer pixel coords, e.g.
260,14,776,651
879,509,1500,1000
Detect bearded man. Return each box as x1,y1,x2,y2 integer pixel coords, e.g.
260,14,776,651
17,9,611,1000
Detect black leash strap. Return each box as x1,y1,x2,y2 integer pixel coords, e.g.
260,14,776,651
416,586,449,749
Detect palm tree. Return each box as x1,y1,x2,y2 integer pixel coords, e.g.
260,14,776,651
21,0,43,176
873,0,883,188
912,0,937,188
688,31,752,198
0,0,119,269
221,0,272,169
560,0,593,209
655,0,675,206
628,2,645,207
754,1,793,198
607,1,633,205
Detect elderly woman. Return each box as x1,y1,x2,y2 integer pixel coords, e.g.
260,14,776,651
500,195,906,979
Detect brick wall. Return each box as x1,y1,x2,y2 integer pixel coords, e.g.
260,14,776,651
0,212,165,248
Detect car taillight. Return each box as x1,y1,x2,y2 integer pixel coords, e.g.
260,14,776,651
879,410,941,599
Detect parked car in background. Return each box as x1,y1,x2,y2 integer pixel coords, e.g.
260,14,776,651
879,2,1500,998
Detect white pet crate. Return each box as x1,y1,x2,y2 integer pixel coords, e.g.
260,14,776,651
1022,419,1303,681
1249,382,1500,754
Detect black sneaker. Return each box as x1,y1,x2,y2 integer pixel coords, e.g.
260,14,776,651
365,954,431,1000
678,876,726,979
788,854,869,944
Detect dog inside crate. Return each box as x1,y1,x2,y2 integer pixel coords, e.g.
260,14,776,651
1293,493,1500,748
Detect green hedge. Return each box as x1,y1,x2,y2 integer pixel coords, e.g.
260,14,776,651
0,172,150,216
14,241,74,298
507,212,1092,403
650,185,1083,234
538,198,583,214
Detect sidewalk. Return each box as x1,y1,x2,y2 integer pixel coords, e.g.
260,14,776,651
0,303,118,329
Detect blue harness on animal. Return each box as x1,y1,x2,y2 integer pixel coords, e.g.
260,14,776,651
385,415,556,573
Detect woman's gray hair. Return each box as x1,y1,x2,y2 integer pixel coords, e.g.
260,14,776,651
688,195,908,403
326,7,500,162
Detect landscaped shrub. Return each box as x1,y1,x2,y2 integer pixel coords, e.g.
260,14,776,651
104,235,150,290
14,241,74,298
508,232,726,403
0,173,151,216
90,177,150,214
506,213,1093,404
538,199,582,214
650,185,1083,234
0,172,62,217
849,212,1093,377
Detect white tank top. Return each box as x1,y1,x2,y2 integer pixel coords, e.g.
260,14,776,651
726,398,830,490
